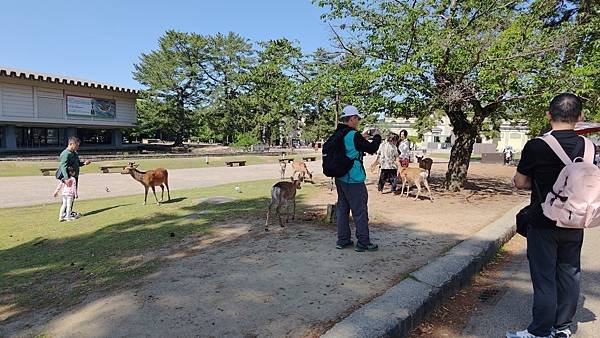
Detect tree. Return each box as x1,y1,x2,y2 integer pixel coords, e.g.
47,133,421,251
133,30,207,146
316,0,594,190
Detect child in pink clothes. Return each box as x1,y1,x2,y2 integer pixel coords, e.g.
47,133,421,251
53,166,78,221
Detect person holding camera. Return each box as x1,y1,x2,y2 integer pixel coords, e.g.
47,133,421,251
334,105,382,252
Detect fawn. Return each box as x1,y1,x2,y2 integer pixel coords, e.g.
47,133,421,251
398,167,434,202
121,162,170,205
291,160,313,182
265,171,304,230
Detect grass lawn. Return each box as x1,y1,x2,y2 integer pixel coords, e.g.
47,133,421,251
0,179,320,321
0,153,322,177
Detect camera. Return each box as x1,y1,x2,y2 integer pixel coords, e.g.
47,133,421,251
367,128,377,136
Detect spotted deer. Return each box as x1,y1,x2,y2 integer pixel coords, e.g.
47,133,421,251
265,171,304,230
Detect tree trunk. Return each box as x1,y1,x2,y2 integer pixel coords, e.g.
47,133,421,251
445,129,476,191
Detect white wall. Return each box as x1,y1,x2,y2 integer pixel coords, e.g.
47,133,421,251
0,79,137,127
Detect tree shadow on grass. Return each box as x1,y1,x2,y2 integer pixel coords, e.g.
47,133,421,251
0,195,273,325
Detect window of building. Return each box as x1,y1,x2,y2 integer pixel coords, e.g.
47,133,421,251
433,136,440,143
15,127,61,148
78,128,112,145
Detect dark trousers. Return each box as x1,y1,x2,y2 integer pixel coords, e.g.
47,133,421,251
527,224,584,336
378,169,398,191
335,180,371,246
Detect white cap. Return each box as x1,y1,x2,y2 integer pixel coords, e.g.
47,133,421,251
341,105,362,119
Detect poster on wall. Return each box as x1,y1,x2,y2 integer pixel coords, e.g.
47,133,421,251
92,98,116,118
66,96,116,118
66,96,93,116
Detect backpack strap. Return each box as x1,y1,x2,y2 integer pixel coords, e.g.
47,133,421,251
538,135,573,166
583,136,595,163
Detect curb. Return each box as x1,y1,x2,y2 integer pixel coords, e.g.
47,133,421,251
321,202,528,338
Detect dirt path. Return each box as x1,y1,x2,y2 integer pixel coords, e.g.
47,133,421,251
2,162,527,338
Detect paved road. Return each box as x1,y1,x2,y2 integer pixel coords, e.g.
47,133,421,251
462,230,600,337
0,161,325,208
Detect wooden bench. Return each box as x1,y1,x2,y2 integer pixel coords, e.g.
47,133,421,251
302,156,317,161
278,158,294,163
100,165,125,173
225,160,246,167
40,168,55,176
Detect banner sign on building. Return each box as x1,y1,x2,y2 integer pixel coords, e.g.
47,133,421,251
67,96,116,118
92,98,116,118
66,96,93,116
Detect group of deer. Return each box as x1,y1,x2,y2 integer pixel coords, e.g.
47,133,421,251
372,155,434,202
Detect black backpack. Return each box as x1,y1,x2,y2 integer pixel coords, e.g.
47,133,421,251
322,128,355,178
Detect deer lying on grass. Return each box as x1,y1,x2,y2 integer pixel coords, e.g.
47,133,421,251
415,155,433,180
398,167,434,202
265,171,305,231
279,161,287,180
121,162,170,205
292,160,313,182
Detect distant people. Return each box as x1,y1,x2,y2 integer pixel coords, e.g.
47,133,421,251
53,166,78,221
58,136,91,218
333,105,382,252
508,93,591,338
503,146,514,165
377,133,400,193
398,129,410,167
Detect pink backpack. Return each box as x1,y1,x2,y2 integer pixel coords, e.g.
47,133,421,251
540,135,600,229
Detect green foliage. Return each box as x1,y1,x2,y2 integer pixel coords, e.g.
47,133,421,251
233,132,261,148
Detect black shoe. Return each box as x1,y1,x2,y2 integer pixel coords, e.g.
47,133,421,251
355,242,379,252
336,240,354,249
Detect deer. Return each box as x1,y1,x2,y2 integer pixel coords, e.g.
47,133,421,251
279,161,287,180
398,167,434,202
265,171,305,231
121,162,170,205
415,155,433,180
291,160,313,182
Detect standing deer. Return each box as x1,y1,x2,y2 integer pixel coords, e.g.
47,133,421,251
121,162,170,205
291,160,313,182
265,171,304,230
398,167,434,202
415,155,433,180
279,161,287,180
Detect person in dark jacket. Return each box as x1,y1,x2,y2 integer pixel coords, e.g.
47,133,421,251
334,105,382,252
507,93,591,338
58,136,91,218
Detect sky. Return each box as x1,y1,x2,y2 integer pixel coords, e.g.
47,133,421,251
0,0,332,90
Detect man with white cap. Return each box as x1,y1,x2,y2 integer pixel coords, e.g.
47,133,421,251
333,105,382,252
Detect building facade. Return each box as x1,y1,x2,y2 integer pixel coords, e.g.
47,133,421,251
384,116,530,153
0,67,137,153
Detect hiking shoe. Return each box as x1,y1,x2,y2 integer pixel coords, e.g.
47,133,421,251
354,243,379,252
336,240,354,249
552,328,571,338
506,329,551,338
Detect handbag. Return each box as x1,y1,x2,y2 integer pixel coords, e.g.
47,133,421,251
515,179,543,238
55,167,64,180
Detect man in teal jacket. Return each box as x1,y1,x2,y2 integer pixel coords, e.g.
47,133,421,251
335,105,382,252
59,136,91,217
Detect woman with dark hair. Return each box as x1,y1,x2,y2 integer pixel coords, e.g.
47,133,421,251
398,129,410,167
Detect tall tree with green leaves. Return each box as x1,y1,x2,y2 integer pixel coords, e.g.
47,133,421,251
316,0,594,190
133,30,207,146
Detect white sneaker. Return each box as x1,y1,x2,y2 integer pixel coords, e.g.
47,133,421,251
552,328,572,338
506,329,551,338
70,212,81,219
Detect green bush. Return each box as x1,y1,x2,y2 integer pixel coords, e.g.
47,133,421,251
233,132,260,148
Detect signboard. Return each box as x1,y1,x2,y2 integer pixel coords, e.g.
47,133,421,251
67,96,116,118
66,96,93,116
92,98,116,118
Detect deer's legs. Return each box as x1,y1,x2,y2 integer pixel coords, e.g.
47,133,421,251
144,186,149,205
160,184,165,202
414,182,421,201
423,179,434,202
165,181,171,201
292,198,296,221
276,205,284,227
265,201,274,230
151,186,160,205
